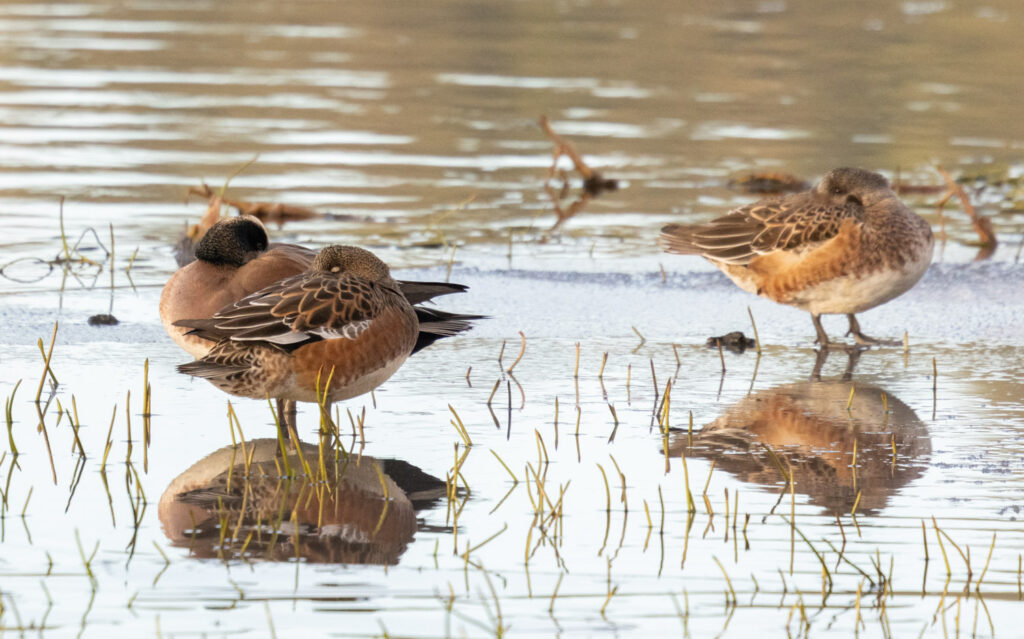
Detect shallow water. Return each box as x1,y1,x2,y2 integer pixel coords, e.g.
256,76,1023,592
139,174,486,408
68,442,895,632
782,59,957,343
1,0,1024,637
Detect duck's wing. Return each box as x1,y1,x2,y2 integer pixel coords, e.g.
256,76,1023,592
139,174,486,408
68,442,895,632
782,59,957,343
660,196,864,265
176,272,389,347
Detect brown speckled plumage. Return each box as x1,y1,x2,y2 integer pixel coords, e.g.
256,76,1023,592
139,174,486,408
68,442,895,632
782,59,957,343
161,219,475,359
164,221,483,435
176,245,483,433
177,246,419,404
660,167,933,348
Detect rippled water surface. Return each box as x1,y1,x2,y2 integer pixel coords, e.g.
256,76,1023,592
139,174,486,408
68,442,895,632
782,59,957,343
1,0,1024,637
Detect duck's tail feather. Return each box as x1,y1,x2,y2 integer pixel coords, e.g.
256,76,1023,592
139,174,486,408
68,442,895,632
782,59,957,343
177,359,248,379
412,307,486,354
398,280,469,305
658,223,705,255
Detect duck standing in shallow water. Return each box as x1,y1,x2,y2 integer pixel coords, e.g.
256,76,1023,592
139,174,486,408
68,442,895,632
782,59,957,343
175,245,480,436
660,167,933,349
161,216,478,429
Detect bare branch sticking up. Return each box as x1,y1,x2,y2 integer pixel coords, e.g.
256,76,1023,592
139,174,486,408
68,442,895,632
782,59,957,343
538,115,619,239
937,167,997,260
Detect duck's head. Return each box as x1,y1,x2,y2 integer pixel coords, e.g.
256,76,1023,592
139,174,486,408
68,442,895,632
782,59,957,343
312,245,394,284
817,167,894,208
194,216,269,267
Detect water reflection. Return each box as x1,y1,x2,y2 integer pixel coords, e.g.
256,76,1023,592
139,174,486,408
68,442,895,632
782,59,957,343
670,353,931,516
159,439,445,563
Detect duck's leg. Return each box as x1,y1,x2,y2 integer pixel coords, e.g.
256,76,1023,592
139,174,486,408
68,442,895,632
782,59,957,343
810,345,863,380
811,314,831,347
812,314,860,352
283,399,297,437
317,402,336,437
315,402,337,453
276,398,300,449
846,314,901,347
810,347,829,380
840,348,862,381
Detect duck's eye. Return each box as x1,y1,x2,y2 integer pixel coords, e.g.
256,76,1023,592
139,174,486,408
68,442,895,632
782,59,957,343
831,187,844,195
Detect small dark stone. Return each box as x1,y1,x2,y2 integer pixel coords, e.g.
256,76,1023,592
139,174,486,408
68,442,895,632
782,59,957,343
706,331,755,354
88,314,119,326
582,174,619,196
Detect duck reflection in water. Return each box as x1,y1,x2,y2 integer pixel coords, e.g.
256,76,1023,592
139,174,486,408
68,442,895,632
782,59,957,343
668,351,930,516
159,439,445,564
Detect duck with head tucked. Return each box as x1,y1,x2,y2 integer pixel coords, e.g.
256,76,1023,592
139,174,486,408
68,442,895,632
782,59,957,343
161,216,473,357
161,217,480,433
660,168,933,349
175,245,481,436
160,215,313,359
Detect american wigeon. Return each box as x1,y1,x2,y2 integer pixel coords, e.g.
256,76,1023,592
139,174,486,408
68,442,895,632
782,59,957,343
661,168,933,349
175,245,481,434
162,217,479,431
160,215,314,358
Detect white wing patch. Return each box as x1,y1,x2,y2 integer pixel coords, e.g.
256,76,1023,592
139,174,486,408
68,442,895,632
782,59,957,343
242,331,309,345
311,319,373,341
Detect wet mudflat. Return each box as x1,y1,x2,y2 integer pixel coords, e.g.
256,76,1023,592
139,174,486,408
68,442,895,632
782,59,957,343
2,0,1024,637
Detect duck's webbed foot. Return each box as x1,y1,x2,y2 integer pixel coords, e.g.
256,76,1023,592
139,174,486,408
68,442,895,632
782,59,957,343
812,314,865,352
845,314,901,347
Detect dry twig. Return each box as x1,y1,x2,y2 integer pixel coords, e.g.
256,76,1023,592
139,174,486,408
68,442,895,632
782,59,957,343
187,183,322,227
937,167,997,259
538,115,618,238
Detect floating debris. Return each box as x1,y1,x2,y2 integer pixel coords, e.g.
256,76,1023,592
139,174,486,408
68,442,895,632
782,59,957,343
538,115,619,239
728,171,809,195
706,331,755,353
937,166,997,260
188,183,322,227
87,314,119,326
